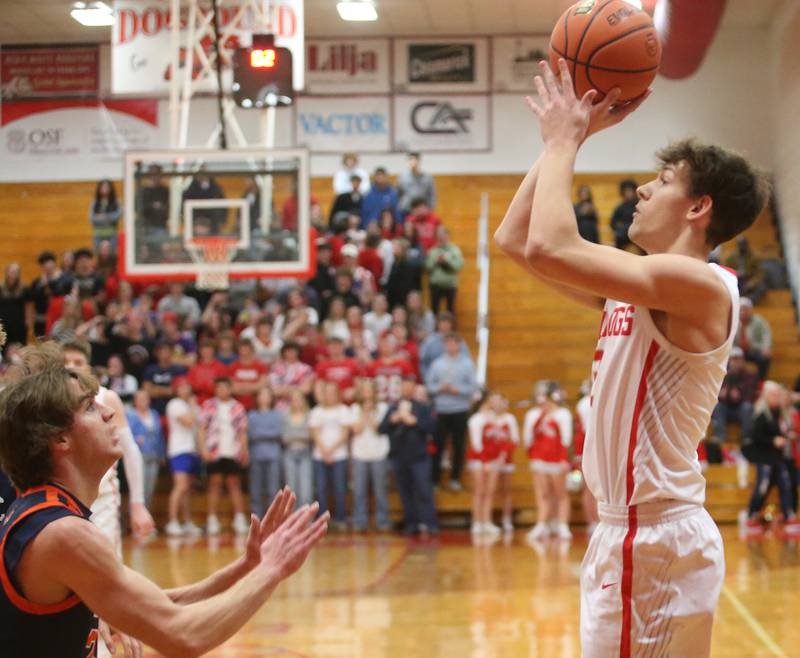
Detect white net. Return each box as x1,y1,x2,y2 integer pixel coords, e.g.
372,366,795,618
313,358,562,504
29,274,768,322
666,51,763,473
186,238,239,290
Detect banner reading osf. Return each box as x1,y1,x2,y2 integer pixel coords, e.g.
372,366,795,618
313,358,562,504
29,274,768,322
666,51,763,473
0,99,162,182
112,0,304,96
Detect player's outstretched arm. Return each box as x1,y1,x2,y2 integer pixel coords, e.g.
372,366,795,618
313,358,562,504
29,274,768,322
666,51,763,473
494,66,647,311
43,504,328,658
522,60,726,324
166,487,297,604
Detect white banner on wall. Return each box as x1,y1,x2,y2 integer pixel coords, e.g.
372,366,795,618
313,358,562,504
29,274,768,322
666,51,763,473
0,99,162,181
493,36,550,93
112,0,304,95
305,38,390,95
393,38,489,94
296,96,391,153
393,94,490,152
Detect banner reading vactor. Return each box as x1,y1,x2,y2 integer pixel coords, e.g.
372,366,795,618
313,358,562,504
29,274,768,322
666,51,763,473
112,0,304,95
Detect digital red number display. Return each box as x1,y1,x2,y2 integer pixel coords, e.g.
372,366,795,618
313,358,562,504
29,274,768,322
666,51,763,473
250,48,277,68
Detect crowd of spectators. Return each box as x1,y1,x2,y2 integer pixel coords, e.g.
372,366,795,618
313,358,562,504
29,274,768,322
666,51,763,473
1,158,797,540
0,151,476,538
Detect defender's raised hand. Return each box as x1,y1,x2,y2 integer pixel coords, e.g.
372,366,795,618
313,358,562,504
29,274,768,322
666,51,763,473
244,487,297,569
258,503,329,582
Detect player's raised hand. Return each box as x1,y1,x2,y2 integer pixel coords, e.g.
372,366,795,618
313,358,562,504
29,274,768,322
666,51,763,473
258,503,329,582
526,59,595,149
244,487,297,569
585,86,652,141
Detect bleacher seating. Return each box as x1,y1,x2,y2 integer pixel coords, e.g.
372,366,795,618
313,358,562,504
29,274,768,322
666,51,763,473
2,173,798,526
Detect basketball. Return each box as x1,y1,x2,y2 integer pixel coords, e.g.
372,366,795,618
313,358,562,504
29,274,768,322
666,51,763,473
549,0,662,102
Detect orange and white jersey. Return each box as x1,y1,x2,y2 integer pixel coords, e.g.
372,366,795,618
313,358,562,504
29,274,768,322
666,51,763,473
583,263,739,507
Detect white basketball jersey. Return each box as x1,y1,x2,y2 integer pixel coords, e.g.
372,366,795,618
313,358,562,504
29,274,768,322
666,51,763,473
95,386,120,499
583,264,739,507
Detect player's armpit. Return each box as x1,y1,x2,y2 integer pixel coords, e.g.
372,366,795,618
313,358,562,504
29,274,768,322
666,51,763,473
525,240,727,320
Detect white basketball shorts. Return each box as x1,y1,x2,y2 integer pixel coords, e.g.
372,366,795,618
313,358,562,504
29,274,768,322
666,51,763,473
580,500,724,658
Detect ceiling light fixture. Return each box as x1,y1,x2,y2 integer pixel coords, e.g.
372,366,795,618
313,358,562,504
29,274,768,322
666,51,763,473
336,0,378,22
70,1,114,27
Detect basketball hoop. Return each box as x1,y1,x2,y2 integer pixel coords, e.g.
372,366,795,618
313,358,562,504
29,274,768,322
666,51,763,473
186,237,239,290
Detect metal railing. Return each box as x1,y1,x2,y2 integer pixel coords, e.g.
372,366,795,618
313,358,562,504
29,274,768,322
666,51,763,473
475,192,490,386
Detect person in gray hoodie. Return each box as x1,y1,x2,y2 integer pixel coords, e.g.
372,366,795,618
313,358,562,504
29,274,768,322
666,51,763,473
425,332,479,491
419,312,472,381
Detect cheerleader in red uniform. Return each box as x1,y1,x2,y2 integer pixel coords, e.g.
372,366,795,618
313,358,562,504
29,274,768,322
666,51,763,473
523,381,572,541
574,379,599,536
467,392,507,536
491,394,520,533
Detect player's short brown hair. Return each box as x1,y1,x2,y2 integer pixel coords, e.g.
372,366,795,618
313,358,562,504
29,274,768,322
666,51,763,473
0,368,98,490
655,139,770,249
61,338,91,361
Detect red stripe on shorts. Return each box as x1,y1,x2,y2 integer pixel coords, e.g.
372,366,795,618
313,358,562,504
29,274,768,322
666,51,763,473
620,506,638,658
619,340,659,658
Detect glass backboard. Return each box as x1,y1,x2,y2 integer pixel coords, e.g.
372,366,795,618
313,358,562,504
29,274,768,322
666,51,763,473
122,147,312,285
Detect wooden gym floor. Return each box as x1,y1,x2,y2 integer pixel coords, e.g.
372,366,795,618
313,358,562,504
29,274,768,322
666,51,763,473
128,524,798,658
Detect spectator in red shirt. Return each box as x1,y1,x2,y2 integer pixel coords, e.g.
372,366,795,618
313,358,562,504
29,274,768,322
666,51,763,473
366,334,416,403
390,322,421,378
300,325,328,367
358,234,384,288
281,180,320,232
341,243,377,304
187,338,228,404
315,336,362,403
228,339,269,411
380,208,402,238
406,198,443,252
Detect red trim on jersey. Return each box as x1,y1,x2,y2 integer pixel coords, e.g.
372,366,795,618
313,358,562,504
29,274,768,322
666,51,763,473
619,506,638,658
625,341,659,504
0,500,83,615
593,350,604,362
719,265,737,276
618,339,659,658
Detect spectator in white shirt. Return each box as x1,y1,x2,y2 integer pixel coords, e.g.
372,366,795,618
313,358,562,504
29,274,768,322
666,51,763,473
240,317,283,365
164,378,202,537
351,380,391,532
364,294,393,339
333,152,370,195
309,382,352,530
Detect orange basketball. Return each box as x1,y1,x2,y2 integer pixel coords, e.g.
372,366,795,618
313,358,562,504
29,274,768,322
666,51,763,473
549,0,661,102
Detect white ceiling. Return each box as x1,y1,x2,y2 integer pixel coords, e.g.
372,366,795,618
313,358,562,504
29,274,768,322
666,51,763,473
0,0,786,44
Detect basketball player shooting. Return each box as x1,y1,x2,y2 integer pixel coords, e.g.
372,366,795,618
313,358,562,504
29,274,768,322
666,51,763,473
495,59,768,657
